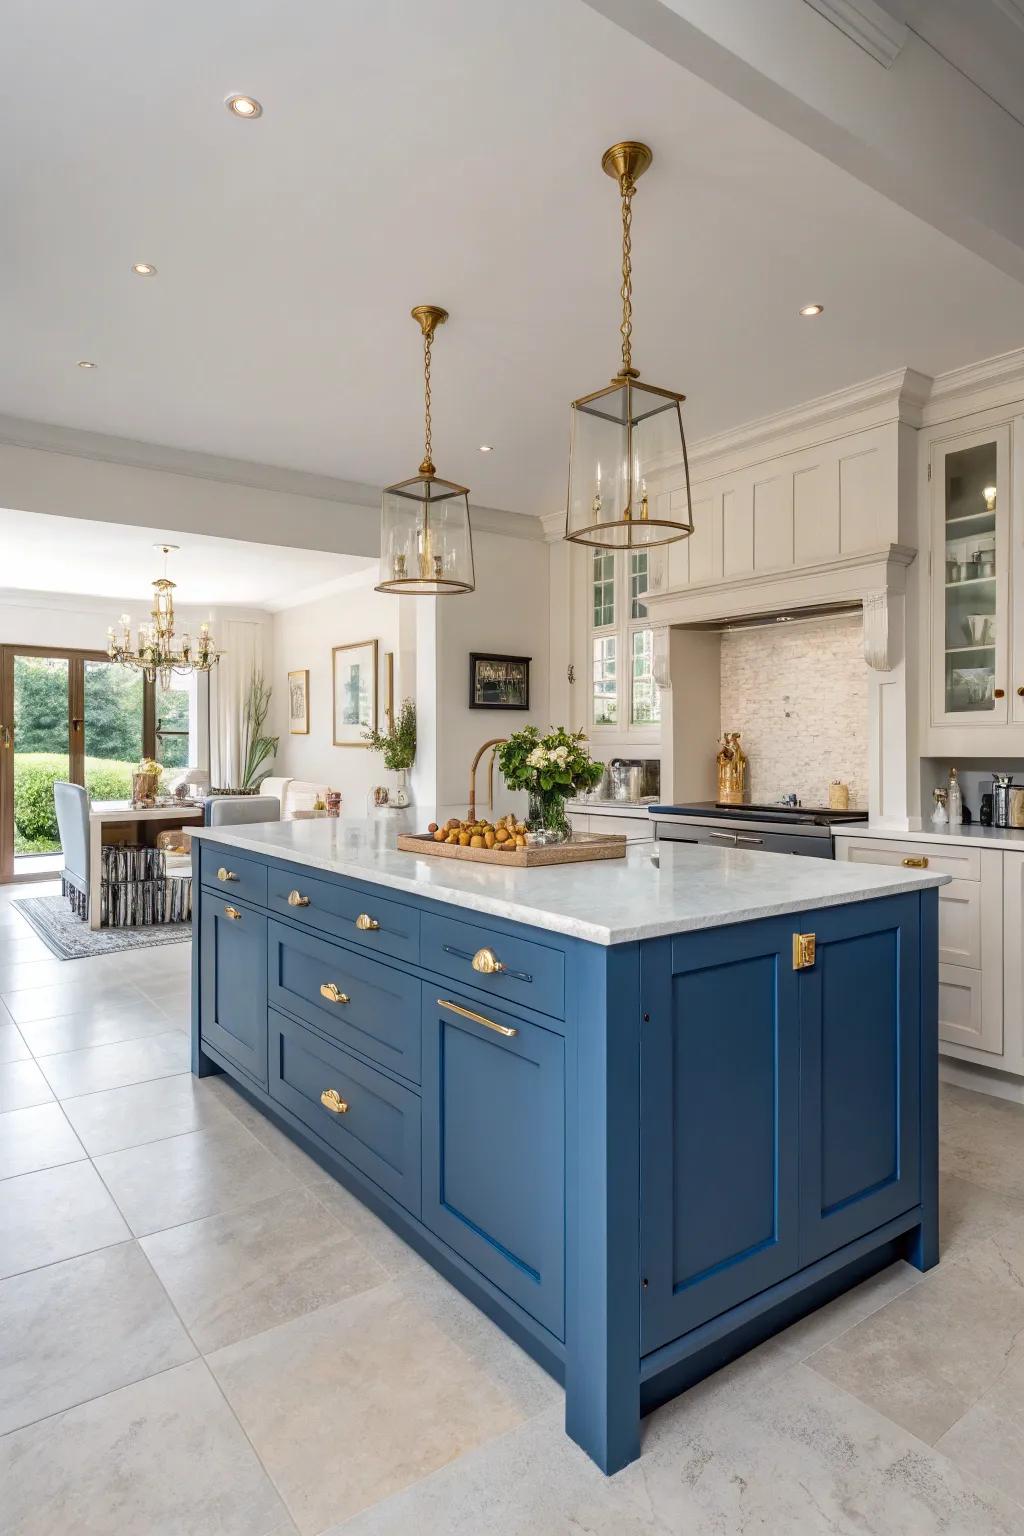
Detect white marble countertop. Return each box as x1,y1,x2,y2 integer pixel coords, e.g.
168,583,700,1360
833,823,1024,851
192,814,947,946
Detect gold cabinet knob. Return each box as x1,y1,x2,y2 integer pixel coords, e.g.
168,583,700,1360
320,1088,349,1114
287,890,311,907
224,905,242,921
217,867,238,882
355,913,380,932
320,982,350,1004
902,856,929,868
995,688,1006,700
472,946,505,975
1017,686,1024,697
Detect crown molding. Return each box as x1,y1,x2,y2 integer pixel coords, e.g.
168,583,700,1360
802,0,909,67
993,0,1024,35
921,345,1024,424
540,510,567,543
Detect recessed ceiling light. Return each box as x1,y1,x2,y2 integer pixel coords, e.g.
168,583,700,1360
132,262,157,277
479,444,494,452
799,303,824,317
225,94,262,118
76,359,97,369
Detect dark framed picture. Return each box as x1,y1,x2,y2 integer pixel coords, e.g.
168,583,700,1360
469,653,531,710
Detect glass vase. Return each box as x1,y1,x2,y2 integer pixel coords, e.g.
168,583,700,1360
526,788,572,844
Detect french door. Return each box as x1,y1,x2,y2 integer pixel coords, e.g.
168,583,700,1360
0,646,149,883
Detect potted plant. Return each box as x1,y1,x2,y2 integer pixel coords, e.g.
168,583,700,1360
240,670,279,790
496,726,603,843
364,699,416,807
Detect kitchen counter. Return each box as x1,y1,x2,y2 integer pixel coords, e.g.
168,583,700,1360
190,814,946,946
192,813,940,1478
835,822,1024,851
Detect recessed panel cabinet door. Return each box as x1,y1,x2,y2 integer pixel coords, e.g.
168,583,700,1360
421,990,565,1340
640,922,800,1354
798,895,920,1265
199,899,268,1086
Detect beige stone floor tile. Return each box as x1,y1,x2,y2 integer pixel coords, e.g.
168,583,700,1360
205,1073,331,1185
807,1224,1024,1443
0,1056,54,1112
939,1170,1024,1259
769,1259,926,1362
0,1240,195,1434
60,1070,236,1157
19,1004,181,1058
1,981,148,1025
141,1187,387,1353
0,1100,86,1180
208,1280,525,1534
0,1022,30,1062
940,1082,1024,1201
36,1029,189,1098
935,1339,1024,1509
0,1358,288,1536
0,1160,129,1278
94,1117,300,1236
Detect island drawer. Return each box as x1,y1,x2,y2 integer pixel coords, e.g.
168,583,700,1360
268,919,421,1083
835,836,980,883
267,865,419,964
421,911,565,1020
200,846,269,907
269,1010,421,1216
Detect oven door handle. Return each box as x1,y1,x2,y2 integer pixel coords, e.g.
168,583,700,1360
708,830,737,844
735,834,764,845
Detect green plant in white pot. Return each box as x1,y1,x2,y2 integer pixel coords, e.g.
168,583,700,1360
364,699,416,807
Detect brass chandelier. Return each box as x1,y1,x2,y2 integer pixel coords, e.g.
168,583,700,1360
106,544,221,685
565,142,694,549
376,305,475,595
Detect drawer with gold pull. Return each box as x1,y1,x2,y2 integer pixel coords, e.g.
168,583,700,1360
269,1009,421,1215
268,919,421,1083
200,845,268,907
267,865,418,963
420,910,565,1020
832,835,979,883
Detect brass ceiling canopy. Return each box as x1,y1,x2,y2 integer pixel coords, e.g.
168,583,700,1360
376,304,475,596
564,140,695,550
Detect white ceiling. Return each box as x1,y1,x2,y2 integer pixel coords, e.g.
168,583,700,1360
881,0,1024,125
3,0,1024,521
0,509,373,608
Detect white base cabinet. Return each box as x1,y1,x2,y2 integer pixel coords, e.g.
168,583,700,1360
1002,853,1024,1076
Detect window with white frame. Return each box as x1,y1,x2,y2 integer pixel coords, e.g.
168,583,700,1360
592,634,618,725
587,547,660,731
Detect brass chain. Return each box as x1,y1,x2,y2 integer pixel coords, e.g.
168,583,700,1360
422,328,434,473
619,174,636,375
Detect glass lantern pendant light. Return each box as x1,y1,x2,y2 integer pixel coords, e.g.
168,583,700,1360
376,305,475,595
565,142,694,549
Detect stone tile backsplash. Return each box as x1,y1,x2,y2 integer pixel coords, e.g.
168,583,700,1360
719,613,869,809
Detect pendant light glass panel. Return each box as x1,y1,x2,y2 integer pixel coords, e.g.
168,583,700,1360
566,378,693,549
378,475,475,595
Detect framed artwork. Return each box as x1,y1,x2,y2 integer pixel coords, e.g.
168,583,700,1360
287,669,309,734
469,653,531,710
332,639,378,746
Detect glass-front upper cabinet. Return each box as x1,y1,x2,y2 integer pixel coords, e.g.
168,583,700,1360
932,425,1011,727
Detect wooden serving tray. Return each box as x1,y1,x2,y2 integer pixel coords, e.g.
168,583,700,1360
396,831,627,867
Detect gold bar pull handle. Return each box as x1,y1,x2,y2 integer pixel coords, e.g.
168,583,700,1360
902,856,929,869
217,867,239,882
320,1088,349,1114
287,890,311,907
224,906,242,921
437,998,517,1037
355,913,380,932
792,933,816,970
320,983,350,1005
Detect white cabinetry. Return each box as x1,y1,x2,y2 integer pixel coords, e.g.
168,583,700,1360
1002,852,1024,1075
834,835,1004,1059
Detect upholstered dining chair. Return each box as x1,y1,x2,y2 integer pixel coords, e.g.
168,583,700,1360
54,781,91,919
206,795,281,827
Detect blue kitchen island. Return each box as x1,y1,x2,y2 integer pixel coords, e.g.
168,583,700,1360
190,816,944,1475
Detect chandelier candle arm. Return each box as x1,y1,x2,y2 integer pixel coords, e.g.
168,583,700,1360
107,545,223,683
564,141,694,550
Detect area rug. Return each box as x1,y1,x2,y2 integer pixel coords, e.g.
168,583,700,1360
12,896,191,960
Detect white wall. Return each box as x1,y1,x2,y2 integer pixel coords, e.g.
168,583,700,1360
270,573,403,811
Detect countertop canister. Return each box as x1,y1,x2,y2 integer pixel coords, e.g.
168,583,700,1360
1009,786,1024,829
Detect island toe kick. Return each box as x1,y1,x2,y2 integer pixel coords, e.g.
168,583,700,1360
191,828,941,1475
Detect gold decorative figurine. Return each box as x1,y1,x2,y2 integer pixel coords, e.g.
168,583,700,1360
716,732,747,805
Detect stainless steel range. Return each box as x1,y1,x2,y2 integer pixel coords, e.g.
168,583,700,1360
649,801,869,858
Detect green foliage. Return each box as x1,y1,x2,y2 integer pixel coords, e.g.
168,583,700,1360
13,754,135,853
497,726,604,796
363,698,416,771
241,670,279,789
13,656,145,760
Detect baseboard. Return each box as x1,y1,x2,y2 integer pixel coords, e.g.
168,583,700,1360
940,1057,1024,1105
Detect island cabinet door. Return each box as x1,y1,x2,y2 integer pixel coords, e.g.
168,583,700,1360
421,990,565,1340
798,895,921,1266
640,921,800,1353
199,899,268,1087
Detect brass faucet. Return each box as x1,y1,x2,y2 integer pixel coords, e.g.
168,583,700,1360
468,738,507,822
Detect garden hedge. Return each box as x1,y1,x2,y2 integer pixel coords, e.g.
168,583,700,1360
13,754,136,853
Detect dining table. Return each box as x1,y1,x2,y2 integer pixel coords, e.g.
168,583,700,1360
88,800,203,930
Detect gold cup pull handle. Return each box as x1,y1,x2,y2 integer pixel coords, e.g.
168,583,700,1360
320,1088,349,1114
471,946,505,975
217,867,239,882
902,856,929,869
287,890,311,907
224,906,242,921
355,913,380,932
320,983,350,1004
